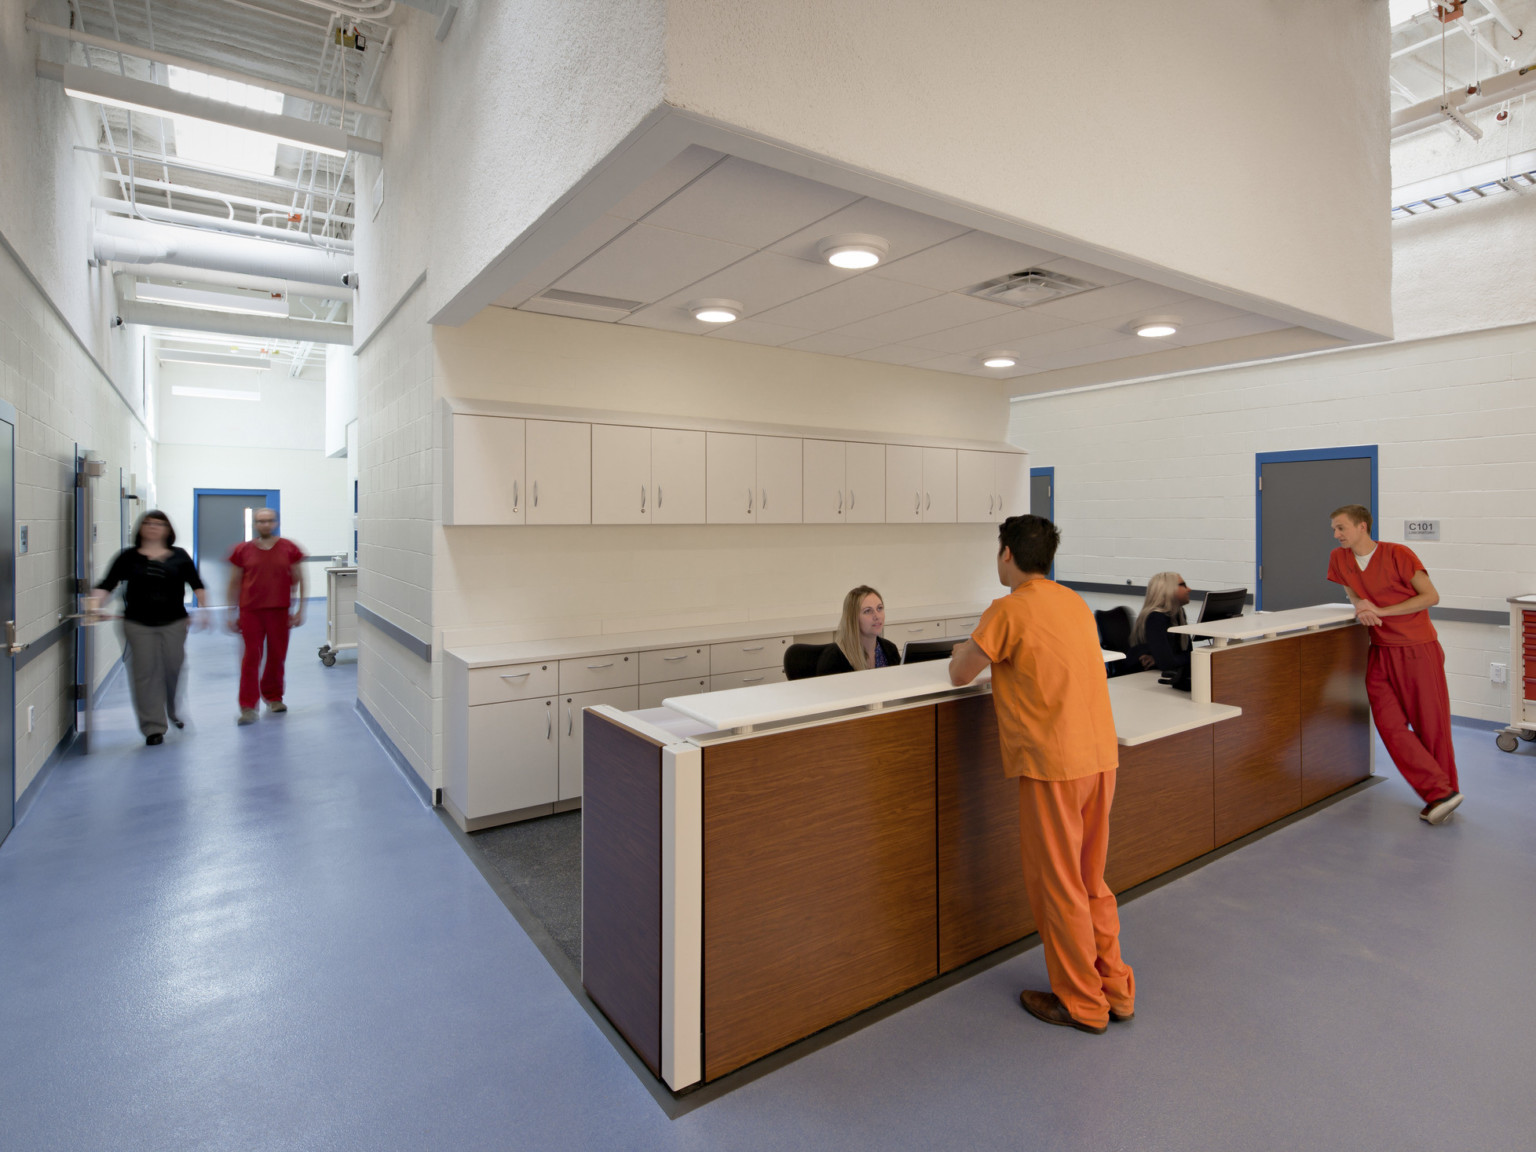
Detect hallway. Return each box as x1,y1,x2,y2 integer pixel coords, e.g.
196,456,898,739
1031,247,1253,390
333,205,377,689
2,620,1534,1151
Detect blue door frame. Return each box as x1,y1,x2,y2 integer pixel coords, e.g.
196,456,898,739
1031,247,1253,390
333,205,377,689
1031,466,1055,579
192,488,281,569
1254,446,1377,611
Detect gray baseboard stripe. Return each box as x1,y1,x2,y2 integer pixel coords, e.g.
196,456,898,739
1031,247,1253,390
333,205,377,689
15,620,70,670
1431,606,1507,625
14,728,80,828
355,603,432,661
355,698,432,806
1452,714,1508,732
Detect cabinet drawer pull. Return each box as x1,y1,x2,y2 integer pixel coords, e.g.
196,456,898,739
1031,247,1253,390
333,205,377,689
663,654,689,662
586,661,615,670
742,675,765,683
741,645,764,652
499,671,531,680
906,625,928,632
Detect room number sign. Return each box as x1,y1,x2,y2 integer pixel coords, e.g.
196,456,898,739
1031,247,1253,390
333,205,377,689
1404,520,1440,541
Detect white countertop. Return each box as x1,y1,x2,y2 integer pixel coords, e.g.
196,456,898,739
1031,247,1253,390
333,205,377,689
445,600,992,668
1105,671,1242,746
1168,603,1356,644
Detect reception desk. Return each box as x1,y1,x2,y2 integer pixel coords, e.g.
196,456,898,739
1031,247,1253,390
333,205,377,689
582,610,1371,1091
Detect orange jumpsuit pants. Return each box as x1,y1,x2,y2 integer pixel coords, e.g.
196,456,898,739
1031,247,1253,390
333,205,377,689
1018,769,1134,1029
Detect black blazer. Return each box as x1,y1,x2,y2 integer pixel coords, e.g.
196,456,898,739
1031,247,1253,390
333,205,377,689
1141,611,1191,672
815,637,902,676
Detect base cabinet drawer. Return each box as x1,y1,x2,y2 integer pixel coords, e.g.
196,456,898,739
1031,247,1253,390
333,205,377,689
639,677,709,709
639,645,709,682
469,661,557,706
465,697,558,817
712,667,788,692
711,636,792,675
888,619,945,644
559,653,639,693
944,616,981,637
558,686,638,802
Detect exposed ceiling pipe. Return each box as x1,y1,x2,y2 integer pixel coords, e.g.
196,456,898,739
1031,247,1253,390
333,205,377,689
25,18,392,120
1391,61,1536,137
93,196,354,250
1476,0,1522,40
94,214,353,287
119,299,354,344
73,145,356,204
127,262,350,302
120,176,354,227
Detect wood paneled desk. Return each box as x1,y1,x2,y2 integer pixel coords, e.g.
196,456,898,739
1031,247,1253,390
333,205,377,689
582,613,1370,1091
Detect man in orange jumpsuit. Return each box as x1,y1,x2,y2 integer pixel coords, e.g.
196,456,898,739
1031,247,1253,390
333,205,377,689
949,514,1133,1035
1327,504,1462,824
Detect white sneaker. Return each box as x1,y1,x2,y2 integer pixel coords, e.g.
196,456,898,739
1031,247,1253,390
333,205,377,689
237,709,258,726
1422,792,1463,825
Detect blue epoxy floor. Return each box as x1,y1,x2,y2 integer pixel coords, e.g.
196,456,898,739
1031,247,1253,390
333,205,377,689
4,620,1535,1151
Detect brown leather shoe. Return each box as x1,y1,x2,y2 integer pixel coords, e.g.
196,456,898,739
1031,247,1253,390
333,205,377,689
1019,990,1107,1034
1109,1006,1134,1023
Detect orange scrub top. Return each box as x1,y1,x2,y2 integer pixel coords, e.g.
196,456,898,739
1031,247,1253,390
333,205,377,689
971,578,1119,782
1326,541,1437,647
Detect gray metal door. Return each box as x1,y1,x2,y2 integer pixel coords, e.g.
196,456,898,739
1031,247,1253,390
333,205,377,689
1258,454,1373,611
1030,472,1052,519
0,409,13,843
196,493,274,606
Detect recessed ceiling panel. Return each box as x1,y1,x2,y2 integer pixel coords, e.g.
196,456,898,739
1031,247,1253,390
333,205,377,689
782,331,886,356
848,344,947,366
912,306,1078,356
607,146,724,221
1162,313,1292,347
553,223,754,304
830,291,1018,346
644,251,850,319
767,198,969,265
702,318,817,346
1026,278,1191,323
870,230,1059,292
640,157,862,249
751,274,938,331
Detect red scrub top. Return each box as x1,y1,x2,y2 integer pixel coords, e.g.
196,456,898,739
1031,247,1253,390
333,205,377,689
228,537,305,611
1326,541,1437,647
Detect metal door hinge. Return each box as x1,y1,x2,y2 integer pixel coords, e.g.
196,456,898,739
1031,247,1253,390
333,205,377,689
1257,476,1263,490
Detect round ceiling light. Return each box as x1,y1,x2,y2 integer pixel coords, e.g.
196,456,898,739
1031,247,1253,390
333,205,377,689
981,353,1018,369
817,234,889,270
1135,322,1178,338
688,298,743,323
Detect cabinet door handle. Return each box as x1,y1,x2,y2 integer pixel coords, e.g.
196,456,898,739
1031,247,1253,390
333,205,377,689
546,705,552,739
747,487,753,515
761,487,768,510
849,489,855,509
641,485,646,514
836,490,843,514
499,671,531,680
533,480,539,508
663,654,688,661
657,485,662,508
586,661,614,670
925,492,931,511
512,479,519,512
988,494,994,514
567,703,574,736
914,493,921,515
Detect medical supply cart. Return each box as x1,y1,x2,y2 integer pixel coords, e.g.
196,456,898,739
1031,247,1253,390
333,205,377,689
318,564,357,667
1496,593,1536,753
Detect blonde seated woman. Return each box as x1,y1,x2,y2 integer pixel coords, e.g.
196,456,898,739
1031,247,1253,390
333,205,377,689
816,585,903,675
1130,571,1192,673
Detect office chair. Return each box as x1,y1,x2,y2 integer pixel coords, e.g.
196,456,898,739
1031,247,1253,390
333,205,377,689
904,638,961,664
1094,606,1137,677
783,642,830,680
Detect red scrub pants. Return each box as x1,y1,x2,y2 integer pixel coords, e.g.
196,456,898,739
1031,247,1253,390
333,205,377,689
1366,640,1458,804
1018,770,1135,1029
239,607,291,711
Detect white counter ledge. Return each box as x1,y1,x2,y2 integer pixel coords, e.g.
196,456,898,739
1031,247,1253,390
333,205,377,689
1169,603,1357,647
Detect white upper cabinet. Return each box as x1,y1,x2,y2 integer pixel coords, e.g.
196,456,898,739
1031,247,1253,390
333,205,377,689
592,424,652,524
802,440,846,524
957,450,996,523
994,452,1029,519
921,447,957,523
706,432,757,523
754,436,803,524
449,414,525,525
526,420,591,525
886,444,923,524
845,441,885,524
651,428,706,524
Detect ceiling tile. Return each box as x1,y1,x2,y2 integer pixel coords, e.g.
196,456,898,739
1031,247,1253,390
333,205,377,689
829,291,1018,346
912,352,1031,379
1026,278,1191,323
782,331,886,356
607,146,724,221
912,306,1078,355
1023,338,1153,374
1163,314,1292,347
639,157,862,248
617,306,717,336
869,230,1060,292
767,198,969,265
702,318,816,347
553,223,755,304
1032,255,1136,288
496,214,632,308
647,251,850,318
752,275,938,331
1008,323,1135,360
1086,292,1250,335
848,344,945,366
517,295,625,323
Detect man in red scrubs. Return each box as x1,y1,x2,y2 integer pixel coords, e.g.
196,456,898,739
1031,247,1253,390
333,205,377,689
226,508,306,725
1326,504,1462,824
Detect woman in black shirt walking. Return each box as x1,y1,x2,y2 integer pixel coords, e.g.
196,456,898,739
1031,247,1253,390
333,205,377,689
91,511,207,745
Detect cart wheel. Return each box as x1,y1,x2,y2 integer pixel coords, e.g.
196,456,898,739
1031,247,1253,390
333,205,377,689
1496,731,1519,753
321,653,337,667
318,645,330,657
1521,730,1536,743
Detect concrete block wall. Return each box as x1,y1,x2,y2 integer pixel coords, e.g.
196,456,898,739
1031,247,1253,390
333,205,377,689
1011,322,1536,723
1,243,147,799
355,282,436,784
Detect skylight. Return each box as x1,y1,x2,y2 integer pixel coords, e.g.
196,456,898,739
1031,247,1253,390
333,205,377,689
167,65,284,176
1388,0,1431,27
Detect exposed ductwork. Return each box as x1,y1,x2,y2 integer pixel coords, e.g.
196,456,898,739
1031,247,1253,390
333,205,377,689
94,197,353,251
94,214,354,291
118,299,353,345
1392,62,1536,138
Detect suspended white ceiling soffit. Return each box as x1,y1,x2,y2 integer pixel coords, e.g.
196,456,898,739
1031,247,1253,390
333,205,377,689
494,150,1310,391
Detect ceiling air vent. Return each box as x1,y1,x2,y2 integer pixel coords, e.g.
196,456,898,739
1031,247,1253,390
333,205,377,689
964,268,1099,308
538,288,645,312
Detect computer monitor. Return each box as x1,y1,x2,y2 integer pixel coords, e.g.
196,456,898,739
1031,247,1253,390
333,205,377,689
1197,588,1248,625
904,638,961,664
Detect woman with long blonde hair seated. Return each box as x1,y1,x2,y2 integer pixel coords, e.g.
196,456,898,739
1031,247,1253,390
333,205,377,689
1130,571,1192,672
816,585,902,675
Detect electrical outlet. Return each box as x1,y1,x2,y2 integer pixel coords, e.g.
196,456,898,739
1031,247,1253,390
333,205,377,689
1491,663,1508,684
26,705,34,734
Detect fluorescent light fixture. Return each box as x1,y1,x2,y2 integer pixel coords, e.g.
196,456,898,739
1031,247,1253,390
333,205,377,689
981,353,1018,368
687,298,743,323
1388,0,1429,26
167,66,282,175
817,234,889,270
1135,323,1178,338
171,385,262,401
158,349,272,369
136,282,287,317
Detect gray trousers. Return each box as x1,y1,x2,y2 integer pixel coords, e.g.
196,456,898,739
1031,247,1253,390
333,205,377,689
123,617,189,736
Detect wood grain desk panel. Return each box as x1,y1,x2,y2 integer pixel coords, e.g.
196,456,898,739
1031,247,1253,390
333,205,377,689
580,713,664,1078
701,708,938,1081
1299,626,1372,805
1104,725,1215,892
935,696,1033,974
1211,641,1302,846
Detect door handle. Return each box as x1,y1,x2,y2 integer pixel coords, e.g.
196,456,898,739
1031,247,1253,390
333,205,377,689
761,488,767,510
663,653,688,661
925,492,931,511
741,645,764,652
914,493,921,516
836,490,842,514
988,494,994,514
849,489,855,510
499,671,531,681
747,487,753,515
6,620,27,656
657,485,662,508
